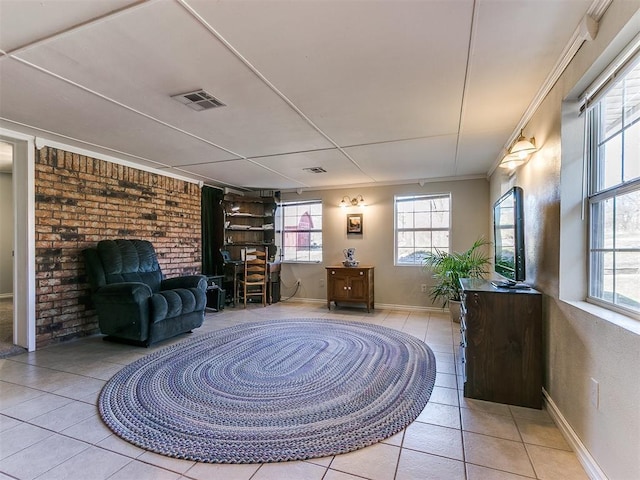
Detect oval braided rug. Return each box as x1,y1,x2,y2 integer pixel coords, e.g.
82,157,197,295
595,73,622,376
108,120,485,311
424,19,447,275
98,318,436,463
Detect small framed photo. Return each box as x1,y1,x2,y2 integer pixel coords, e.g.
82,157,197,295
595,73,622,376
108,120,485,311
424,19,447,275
346,213,363,234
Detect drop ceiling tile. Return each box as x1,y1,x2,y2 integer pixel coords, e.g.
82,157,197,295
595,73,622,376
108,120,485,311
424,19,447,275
253,149,376,187
0,117,178,173
0,0,138,52
454,130,513,177
188,0,474,145
183,159,308,190
0,59,239,167
13,0,332,158
460,0,593,133
344,135,459,181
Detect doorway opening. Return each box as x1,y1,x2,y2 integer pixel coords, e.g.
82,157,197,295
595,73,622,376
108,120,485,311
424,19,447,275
0,140,22,357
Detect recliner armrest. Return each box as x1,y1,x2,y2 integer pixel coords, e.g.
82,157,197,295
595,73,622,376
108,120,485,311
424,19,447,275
161,275,207,292
93,282,152,304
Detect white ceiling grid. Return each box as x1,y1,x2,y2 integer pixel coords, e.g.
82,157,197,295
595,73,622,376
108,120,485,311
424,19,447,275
0,0,596,190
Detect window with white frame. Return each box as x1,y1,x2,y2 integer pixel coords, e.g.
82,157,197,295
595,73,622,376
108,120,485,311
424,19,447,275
395,194,451,265
277,200,323,263
586,53,640,317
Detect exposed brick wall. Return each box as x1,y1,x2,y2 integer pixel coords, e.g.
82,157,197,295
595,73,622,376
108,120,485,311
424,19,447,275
35,147,202,348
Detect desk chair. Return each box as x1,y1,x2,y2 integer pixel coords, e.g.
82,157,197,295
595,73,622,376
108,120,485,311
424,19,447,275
237,248,268,307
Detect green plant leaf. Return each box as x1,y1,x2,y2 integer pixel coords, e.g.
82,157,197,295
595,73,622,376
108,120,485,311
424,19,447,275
422,236,491,306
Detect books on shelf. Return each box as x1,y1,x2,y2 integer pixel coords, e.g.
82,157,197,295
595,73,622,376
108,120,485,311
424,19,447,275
227,212,272,218
228,224,274,231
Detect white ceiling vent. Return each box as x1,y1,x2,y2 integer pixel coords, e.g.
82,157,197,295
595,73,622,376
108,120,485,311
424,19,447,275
171,89,225,111
303,167,327,174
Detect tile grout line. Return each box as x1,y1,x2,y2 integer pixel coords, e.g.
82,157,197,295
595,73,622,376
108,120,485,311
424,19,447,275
509,406,541,479
392,310,422,480
451,317,470,480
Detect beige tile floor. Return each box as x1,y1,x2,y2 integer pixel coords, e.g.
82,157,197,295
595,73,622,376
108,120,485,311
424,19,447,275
0,301,589,480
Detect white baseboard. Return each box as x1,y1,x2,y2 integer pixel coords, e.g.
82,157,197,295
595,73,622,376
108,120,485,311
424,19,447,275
371,303,443,313
282,297,443,313
543,388,608,480
280,297,324,305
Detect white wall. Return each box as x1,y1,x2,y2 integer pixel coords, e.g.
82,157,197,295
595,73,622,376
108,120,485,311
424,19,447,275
0,172,13,295
489,2,640,478
279,178,489,309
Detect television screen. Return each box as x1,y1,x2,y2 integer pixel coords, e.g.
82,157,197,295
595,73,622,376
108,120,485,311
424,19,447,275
493,186,525,283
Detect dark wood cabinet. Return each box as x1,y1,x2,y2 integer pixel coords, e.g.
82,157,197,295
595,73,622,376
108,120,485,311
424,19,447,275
460,278,542,409
326,266,374,312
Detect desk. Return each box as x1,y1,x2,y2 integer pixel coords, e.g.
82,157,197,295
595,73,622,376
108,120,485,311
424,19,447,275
223,261,281,306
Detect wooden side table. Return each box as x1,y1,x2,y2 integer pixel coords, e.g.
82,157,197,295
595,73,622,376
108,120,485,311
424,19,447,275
325,266,374,312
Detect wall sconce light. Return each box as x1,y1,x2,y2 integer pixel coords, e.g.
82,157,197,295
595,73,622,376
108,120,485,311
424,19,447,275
500,129,537,170
510,130,537,158
499,153,528,170
340,195,366,208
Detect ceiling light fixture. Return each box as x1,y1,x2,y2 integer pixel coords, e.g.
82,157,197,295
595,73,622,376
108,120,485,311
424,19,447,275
340,195,366,208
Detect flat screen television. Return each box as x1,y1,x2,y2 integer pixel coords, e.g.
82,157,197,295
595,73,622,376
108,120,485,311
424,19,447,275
493,186,526,285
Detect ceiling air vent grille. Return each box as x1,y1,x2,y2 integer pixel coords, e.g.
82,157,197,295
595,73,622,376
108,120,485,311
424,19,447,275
303,167,327,174
171,89,225,111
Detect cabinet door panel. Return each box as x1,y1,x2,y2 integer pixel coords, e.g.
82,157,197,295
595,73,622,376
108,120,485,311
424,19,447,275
330,276,351,301
349,275,367,301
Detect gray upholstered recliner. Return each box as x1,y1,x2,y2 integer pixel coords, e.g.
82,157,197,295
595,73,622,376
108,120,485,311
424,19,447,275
83,239,206,346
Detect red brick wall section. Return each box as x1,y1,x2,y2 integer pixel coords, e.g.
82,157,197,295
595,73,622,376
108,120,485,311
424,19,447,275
35,146,202,348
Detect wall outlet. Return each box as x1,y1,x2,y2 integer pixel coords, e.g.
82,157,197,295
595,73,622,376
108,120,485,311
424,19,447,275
590,377,599,409
319,278,325,287
420,284,428,293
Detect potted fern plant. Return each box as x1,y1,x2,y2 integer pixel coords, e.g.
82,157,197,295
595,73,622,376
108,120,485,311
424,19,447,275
422,237,491,322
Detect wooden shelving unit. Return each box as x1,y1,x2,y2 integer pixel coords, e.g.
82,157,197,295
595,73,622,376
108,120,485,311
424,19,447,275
220,193,278,262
